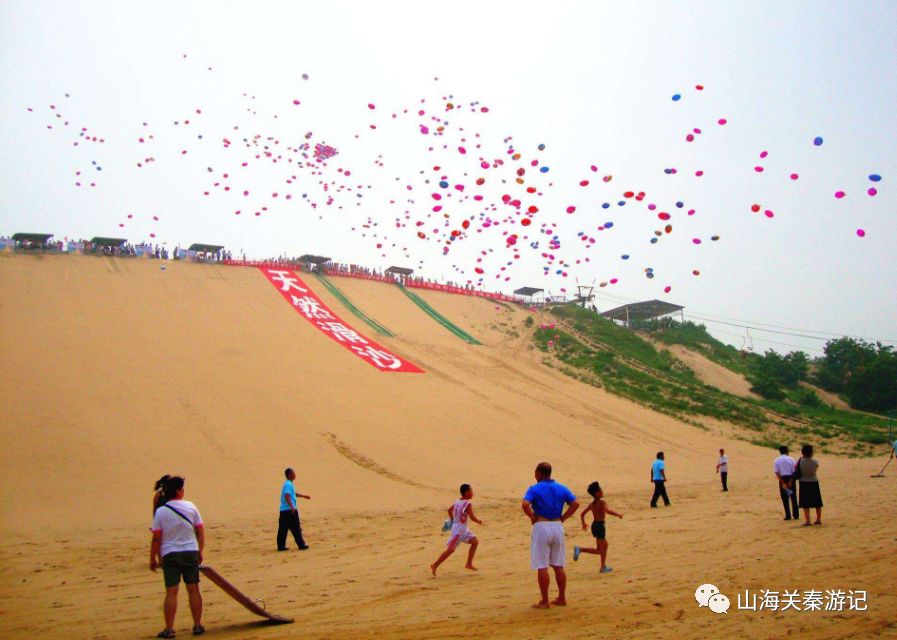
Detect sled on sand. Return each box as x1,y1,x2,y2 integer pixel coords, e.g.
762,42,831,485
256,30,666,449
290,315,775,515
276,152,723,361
199,565,294,624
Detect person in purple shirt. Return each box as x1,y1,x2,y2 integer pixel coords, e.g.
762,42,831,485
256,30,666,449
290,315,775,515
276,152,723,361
521,462,580,609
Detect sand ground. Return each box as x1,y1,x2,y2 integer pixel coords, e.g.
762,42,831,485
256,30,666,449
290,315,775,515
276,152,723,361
0,254,894,639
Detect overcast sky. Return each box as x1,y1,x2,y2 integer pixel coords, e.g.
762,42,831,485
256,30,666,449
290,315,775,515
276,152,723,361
1,1,895,356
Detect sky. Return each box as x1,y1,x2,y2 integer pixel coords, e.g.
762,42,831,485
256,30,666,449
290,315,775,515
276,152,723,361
1,1,895,356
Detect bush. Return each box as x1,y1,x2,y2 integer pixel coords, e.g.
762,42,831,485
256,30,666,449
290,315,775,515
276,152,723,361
797,388,822,407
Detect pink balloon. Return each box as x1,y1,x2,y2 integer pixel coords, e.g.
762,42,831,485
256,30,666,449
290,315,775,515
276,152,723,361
834,191,845,199
867,187,877,196
718,118,727,125
754,166,764,172
790,173,799,180
856,228,866,237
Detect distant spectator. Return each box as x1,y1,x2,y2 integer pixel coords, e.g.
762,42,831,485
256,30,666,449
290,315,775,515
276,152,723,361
774,446,799,521
796,444,823,526
716,448,729,491
650,451,670,507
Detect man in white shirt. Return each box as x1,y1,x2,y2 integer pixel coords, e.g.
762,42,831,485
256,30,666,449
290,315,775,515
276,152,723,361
150,476,206,638
715,449,729,492
773,446,799,521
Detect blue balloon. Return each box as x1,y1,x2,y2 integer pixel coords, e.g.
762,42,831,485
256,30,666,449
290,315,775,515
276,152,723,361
664,168,673,174
538,143,545,150
617,201,626,206
647,272,655,278
540,166,549,173
869,174,881,182
675,201,683,208
439,180,449,188
650,238,658,244
621,254,629,260
672,94,681,101
602,203,610,209
813,136,824,146
604,222,614,228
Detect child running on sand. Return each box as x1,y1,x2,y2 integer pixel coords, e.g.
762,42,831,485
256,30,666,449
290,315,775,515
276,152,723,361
573,482,622,573
430,484,484,576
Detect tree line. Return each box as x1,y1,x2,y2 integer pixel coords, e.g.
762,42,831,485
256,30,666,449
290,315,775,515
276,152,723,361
748,337,897,412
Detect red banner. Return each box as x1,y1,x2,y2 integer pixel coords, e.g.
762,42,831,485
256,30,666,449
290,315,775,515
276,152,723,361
259,267,424,373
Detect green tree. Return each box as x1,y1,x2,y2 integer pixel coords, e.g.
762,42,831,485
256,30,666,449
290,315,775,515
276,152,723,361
748,349,809,399
844,346,897,412
814,337,876,392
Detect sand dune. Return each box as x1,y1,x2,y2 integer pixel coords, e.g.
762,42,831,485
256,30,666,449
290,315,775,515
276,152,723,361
1,254,894,639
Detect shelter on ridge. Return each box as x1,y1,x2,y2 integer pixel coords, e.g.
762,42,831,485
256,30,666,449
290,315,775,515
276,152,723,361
600,299,684,327
188,243,224,254
513,286,544,305
385,266,414,278
90,237,127,248
12,233,53,250
298,255,331,271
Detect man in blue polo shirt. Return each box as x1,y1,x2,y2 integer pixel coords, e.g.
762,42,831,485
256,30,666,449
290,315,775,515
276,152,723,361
277,468,311,551
650,451,670,507
522,461,579,609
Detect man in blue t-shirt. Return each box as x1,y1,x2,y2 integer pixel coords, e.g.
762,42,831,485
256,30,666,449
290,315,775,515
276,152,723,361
522,461,579,609
277,468,311,551
650,451,670,507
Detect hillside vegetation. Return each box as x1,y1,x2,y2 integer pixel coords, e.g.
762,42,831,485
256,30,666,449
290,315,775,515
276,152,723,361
534,305,892,455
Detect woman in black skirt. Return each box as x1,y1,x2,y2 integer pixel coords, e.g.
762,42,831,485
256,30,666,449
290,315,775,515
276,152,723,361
797,445,823,526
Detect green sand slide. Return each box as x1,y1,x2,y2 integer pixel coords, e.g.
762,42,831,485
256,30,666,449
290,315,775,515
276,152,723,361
397,284,481,345
313,272,395,337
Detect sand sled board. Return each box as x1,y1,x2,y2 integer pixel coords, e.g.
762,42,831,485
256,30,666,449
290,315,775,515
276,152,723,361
199,565,294,624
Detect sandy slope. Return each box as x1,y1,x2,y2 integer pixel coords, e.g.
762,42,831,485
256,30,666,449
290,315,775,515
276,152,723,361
0,254,894,639
661,343,758,399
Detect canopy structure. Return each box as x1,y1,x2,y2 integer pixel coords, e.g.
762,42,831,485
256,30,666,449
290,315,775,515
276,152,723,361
89,237,127,247
12,233,53,244
600,300,684,327
297,254,331,265
513,286,544,303
385,266,414,277
188,243,224,253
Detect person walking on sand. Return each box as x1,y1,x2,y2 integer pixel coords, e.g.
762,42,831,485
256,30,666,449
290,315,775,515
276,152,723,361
149,476,205,638
574,481,622,573
430,484,484,576
522,462,580,609
796,445,824,526
774,446,799,521
650,452,670,507
277,468,310,551
716,449,729,492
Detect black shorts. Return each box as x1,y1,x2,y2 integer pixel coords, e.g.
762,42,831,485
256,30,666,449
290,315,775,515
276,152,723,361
162,551,200,588
591,520,606,540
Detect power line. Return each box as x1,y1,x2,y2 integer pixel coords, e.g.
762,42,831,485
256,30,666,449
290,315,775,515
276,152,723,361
592,290,896,345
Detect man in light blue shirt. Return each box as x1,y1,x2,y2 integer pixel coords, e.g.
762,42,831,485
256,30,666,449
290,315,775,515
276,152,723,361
277,468,311,551
650,452,670,507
